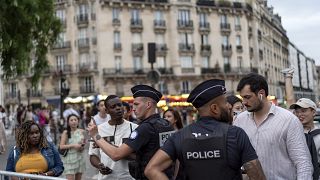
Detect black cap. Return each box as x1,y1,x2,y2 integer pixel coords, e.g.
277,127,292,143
187,79,226,108
131,85,162,103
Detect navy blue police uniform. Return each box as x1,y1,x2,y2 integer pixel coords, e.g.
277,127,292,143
124,85,175,180
161,79,258,180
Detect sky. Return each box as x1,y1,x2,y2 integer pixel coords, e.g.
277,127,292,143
268,0,320,65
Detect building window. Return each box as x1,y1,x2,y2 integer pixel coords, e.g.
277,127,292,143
236,35,241,46
201,34,209,45
79,53,89,65
199,13,207,26
9,83,17,98
133,57,143,71
235,16,240,26
224,57,230,72
112,8,120,20
155,10,164,21
180,33,193,45
81,76,93,93
180,56,193,68
78,4,88,15
78,28,88,39
202,56,209,68
57,32,66,44
114,31,120,44
131,9,140,21
115,56,121,72
237,56,243,68
156,57,166,68
181,81,191,94
56,55,67,70
158,81,168,94
56,9,66,22
178,9,190,24
222,35,229,46
220,14,227,24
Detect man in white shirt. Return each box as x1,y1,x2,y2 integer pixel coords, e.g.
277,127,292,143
234,73,313,180
89,95,138,180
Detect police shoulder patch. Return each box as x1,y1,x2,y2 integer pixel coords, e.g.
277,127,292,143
129,130,138,139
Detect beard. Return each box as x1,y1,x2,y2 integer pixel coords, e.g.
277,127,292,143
247,100,264,112
219,108,233,124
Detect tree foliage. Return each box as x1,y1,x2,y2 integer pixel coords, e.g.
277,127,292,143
0,0,61,86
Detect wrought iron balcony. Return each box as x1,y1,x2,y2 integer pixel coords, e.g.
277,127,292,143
179,43,195,54
200,45,211,56
236,45,243,53
78,62,98,72
199,22,210,34
154,20,166,34
235,25,241,31
112,19,121,26
76,14,89,26
177,20,194,32
114,43,122,51
78,38,90,49
156,44,168,56
181,68,195,73
220,23,231,34
52,41,71,50
201,68,221,74
130,19,143,33
55,64,72,74
80,85,95,94
132,43,144,56
221,44,232,57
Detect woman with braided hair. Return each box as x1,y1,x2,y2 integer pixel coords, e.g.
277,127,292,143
5,120,64,179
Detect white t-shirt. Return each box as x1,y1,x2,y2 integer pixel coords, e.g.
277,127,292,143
88,120,138,180
93,113,111,125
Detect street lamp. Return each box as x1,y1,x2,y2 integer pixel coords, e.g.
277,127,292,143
59,70,70,133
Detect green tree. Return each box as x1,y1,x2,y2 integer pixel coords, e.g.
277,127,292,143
0,0,61,86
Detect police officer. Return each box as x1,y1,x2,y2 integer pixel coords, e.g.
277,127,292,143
145,79,266,180
88,85,175,180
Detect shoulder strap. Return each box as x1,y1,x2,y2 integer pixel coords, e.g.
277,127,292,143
309,129,320,137
130,123,133,133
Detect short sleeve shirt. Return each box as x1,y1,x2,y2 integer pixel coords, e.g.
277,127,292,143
162,117,258,170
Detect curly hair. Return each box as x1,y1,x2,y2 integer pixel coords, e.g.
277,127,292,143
16,120,48,153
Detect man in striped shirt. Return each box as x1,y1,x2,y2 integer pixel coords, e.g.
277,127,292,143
234,73,313,180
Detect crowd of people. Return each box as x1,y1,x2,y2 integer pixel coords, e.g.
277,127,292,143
1,72,320,180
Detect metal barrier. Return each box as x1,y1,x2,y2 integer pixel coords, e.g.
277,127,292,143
0,171,66,180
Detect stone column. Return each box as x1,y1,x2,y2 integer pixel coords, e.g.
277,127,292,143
281,67,295,108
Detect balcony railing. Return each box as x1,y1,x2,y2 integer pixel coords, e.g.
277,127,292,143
236,45,243,53
200,44,211,56
199,22,210,33
132,43,144,56
76,14,89,25
114,43,122,51
220,23,231,34
154,20,166,33
30,90,42,97
156,44,167,56
112,19,121,26
179,43,195,53
55,64,72,73
130,19,143,32
235,25,241,31
80,86,95,94
5,92,18,99
221,44,232,57
103,68,172,76
233,2,242,8
52,41,71,49
177,20,193,31
181,68,195,73
201,68,221,74
78,38,90,48
78,62,98,72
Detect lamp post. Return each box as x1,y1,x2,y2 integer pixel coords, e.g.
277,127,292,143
58,70,69,135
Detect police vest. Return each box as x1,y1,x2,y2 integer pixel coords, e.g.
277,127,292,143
136,116,175,180
180,122,241,180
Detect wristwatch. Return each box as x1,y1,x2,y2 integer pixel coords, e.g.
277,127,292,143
95,134,101,141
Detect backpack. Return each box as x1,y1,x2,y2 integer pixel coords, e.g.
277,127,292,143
305,129,320,180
